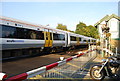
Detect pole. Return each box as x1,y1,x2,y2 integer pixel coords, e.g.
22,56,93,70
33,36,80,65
116,47,117,56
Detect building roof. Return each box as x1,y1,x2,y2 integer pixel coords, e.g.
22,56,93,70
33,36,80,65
94,14,120,27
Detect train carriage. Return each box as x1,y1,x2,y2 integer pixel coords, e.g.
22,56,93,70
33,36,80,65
0,16,96,59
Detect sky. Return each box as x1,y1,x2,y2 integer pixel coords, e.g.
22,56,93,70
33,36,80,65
1,0,119,31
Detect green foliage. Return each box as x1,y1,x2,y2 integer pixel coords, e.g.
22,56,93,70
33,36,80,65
56,22,99,39
56,24,67,31
75,22,99,39
67,30,74,33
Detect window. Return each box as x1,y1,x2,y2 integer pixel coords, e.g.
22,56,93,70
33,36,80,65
70,36,77,41
83,40,86,42
79,37,81,41
53,33,65,40
58,34,65,40
36,31,44,40
88,39,90,42
93,40,96,42
2,25,16,38
1,24,44,40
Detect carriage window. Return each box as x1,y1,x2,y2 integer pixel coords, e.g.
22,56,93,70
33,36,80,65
36,31,44,40
88,39,90,42
70,36,77,41
83,40,86,42
93,40,96,42
79,37,81,41
2,25,44,40
2,25,16,38
53,33,65,40
59,34,65,40
30,30,36,39
53,33,58,40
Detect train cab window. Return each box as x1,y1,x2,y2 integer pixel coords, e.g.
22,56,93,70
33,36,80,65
70,36,77,41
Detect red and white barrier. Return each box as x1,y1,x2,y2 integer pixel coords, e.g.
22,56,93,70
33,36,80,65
3,49,96,81
0,73,7,80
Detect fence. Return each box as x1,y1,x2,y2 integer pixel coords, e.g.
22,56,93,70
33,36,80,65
29,49,96,80
3,46,97,81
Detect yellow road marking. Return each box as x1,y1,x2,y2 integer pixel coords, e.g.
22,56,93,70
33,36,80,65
67,63,81,68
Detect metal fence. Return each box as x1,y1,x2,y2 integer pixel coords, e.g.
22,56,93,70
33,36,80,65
28,48,96,80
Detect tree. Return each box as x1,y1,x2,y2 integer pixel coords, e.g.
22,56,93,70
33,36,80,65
87,25,99,38
67,30,74,33
75,22,99,39
75,22,87,35
56,24,67,31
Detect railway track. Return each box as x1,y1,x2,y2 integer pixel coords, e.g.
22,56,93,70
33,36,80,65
2,47,87,78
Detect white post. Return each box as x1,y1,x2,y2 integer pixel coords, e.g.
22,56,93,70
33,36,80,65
89,44,90,50
106,40,108,56
116,47,118,56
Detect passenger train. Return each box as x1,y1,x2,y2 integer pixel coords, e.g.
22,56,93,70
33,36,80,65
0,16,96,59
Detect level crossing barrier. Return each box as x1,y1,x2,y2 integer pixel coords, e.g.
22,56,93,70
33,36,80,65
2,46,97,81
0,73,7,80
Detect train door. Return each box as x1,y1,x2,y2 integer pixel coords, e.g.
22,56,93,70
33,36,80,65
44,29,53,47
49,30,53,47
65,33,68,47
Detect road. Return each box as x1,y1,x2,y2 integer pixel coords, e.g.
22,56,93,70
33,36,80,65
3,48,87,78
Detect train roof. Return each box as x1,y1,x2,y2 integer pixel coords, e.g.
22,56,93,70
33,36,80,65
0,16,66,33
0,16,96,39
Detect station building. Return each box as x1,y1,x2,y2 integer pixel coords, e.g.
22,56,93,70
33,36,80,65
94,14,120,53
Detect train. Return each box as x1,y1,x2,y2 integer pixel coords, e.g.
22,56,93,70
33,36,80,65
0,16,96,59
